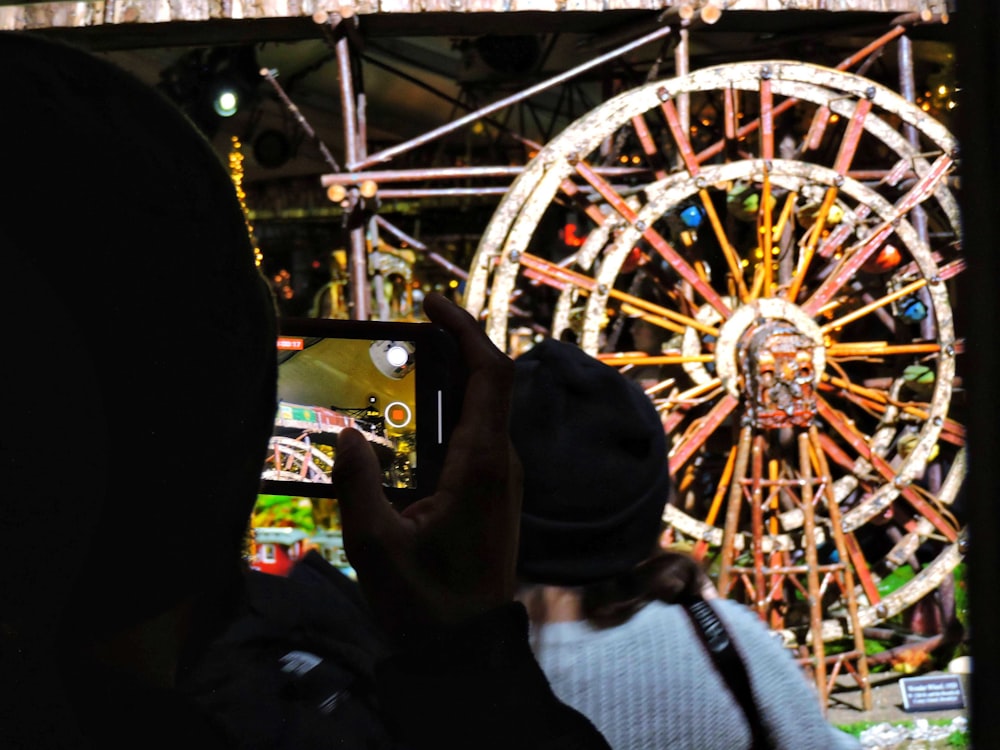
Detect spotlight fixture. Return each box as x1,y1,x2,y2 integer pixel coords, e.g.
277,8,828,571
212,87,240,117
157,45,260,136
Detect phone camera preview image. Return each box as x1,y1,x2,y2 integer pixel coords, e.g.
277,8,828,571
370,339,415,379
262,334,419,494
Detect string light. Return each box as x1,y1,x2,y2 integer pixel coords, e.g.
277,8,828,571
916,61,959,120
229,136,263,267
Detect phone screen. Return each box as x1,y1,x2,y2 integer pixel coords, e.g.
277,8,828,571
258,318,459,501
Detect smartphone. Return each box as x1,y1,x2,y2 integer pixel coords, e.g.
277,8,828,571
258,317,465,505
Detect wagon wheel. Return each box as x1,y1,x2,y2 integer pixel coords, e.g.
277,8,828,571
465,61,965,638
263,435,336,484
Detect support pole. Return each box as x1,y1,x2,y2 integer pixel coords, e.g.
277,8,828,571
336,28,370,320
352,24,673,170
718,425,754,594
898,33,943,503
674,23,690,171
810,426,872,711
719,426,872,712
798,431,830,708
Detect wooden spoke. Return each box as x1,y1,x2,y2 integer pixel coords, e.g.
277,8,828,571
786,97,873,302
668,393,739,475
572,160,731,316
519,252,719,336
803,153,955,317
660,94,749,303
758,165,775,298
723,85,738,143
826,341,941,358
759,75,775,161
816,397,959,542
631,113,669,181
596,352,714,366
821,278,928,334
692,444,739,561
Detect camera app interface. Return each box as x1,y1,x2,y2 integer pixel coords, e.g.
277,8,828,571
262,334,419,490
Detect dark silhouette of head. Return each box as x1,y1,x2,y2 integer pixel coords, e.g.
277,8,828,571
510,339,671,586
1,33,277,658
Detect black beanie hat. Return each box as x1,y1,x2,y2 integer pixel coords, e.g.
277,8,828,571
511,339,672,585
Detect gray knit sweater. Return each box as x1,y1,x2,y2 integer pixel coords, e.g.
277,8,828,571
530,599,861,750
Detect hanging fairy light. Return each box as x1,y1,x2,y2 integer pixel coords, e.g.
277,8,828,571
229,136,263,267
917,61,959,119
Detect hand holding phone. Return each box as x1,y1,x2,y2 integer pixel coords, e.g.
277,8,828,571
332,293,522,644
260,313,464,505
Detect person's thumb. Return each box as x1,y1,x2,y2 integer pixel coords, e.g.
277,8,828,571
332,427,398,569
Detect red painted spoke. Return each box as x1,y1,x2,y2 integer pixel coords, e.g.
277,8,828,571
814,430,868,476
898,256,965,283
658,89,701,175
816,397,959,541
819,377,966,447
631,113,669,180
572,159,732,317
843,531,882,606
818,203,871,259
805,104,833,151
832,98,873,175
807,426,883,611
787,97,873,302
697,92,799,164
668,392,739,475
803,153,955,316
759,76,775,161
938,421,967,447
519,251,717,336
522,267,572,292
724,85,738,143
659,93,749,301
695,26,907,164
560,178,615,228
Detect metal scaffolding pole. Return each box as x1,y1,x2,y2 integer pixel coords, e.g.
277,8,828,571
335,22,371,320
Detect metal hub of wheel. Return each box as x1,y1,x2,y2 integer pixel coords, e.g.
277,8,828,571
465,60,965,639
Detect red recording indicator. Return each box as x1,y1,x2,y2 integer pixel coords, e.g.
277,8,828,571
277,336,305,351
385,401,412,429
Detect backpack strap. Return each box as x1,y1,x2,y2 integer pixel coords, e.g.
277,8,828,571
681,598,773,750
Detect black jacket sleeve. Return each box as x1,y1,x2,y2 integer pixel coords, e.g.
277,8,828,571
376,602,611,750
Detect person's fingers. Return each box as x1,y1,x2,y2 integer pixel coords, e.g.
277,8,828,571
422,293,512,430
332,427,400,570
420,293,515,499
422,292,504,372
327,296,522,634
